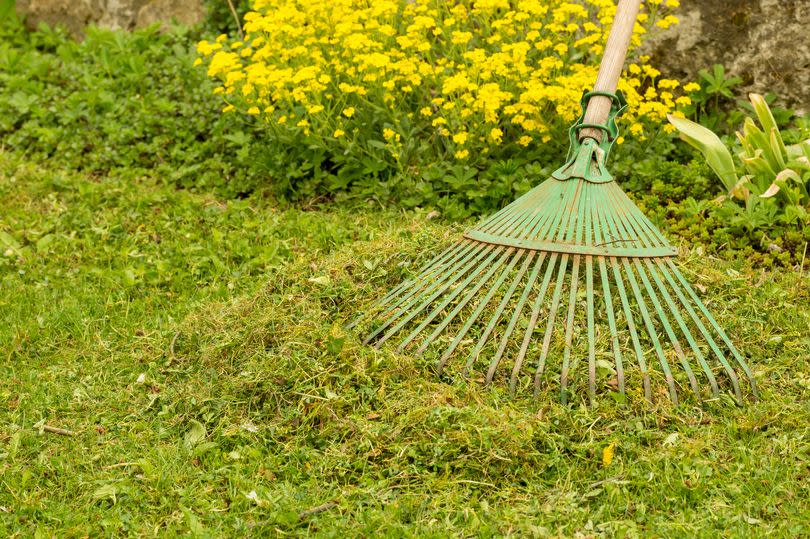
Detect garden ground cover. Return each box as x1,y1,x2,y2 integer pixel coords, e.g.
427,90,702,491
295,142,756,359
1,151,808,537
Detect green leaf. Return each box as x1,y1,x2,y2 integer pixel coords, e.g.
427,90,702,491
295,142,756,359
184,419,207,449
667,114,738,192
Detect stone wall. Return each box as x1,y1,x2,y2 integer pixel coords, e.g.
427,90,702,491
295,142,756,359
645,0,809,113
15,0,206,36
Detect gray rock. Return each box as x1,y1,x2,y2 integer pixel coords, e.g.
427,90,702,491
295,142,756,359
16,0,206,37
645,0,810,113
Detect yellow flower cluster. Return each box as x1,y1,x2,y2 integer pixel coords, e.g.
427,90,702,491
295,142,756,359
197,0,689,162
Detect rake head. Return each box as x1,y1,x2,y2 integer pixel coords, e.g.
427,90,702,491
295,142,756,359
349,91,758,405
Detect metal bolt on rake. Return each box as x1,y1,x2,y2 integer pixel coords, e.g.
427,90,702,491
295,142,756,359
348,0,758,405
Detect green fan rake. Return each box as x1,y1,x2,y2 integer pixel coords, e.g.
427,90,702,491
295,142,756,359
349,0,758,405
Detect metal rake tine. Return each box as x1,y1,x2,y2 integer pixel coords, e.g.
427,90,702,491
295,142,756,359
509,252,559,394
485,252,547,384
590,190,625,396
406,199,550,354
559,254,581,404
415,247,514,355
462,251,536,377
363,240,477,324
533,253,570,396
665,259,759,399
653,259,743,403
598,190,676,401
437,249,525,374
631,259,709,400
620,259,682,403
585,255,597,403
640,260,722,397
603,187,715,399
347,240,472,330
398,246,504,351
368,244,498,347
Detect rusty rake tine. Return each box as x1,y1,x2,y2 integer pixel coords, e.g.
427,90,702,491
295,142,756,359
598,189,679,402
602,188,707,400
415,248,513,355
532,179,584,396
583,183,597,404
609,257,651,400
369,244,498,347
364,243,491,345
559,254,581,405
653,259,743,403
533,253,570,396
509,252,559,394
367,240,476,321
359,241,472,317
641,260,721,397
485,252,547,384
666,259,759,398
585,255,596,403
620,259,681,404
594,195,645,398
405,204,553,353
398,246,503,350
599,258,625,393
631,260,705,401
560,180,591,404
462,251,535,377
591,188,625,395
437,249,524,374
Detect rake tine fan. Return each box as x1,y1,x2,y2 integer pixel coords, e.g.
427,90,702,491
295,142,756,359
349,0,758,405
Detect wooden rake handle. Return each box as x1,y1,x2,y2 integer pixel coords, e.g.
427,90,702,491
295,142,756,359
580,0,642,141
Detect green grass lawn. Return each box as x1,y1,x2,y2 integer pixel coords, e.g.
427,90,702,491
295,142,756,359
1,150,808,537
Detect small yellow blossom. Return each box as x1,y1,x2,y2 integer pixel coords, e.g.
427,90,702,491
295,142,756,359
453,132,469,145
333,129,345,138
247,106,260,115
602,442,616,468
455,149,469,159
683,82,701,93
342,107,355,118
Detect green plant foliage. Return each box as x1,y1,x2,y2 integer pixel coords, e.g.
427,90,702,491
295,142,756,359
668,94,810,264
2,154,809,537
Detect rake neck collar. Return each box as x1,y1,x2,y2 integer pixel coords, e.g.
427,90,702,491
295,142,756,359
552,90,627,184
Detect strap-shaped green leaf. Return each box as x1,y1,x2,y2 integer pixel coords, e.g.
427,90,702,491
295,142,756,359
667,114,738,192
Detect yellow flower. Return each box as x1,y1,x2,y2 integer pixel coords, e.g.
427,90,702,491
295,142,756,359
297,119,309,127
489,128,503,143
383,128,397,141
683,82,701,93
222,104,235,113
455,149,469,159
420,107,433,117
602,442,616,468
453,132,468,145
247,106,260,115
518,135,532,147
342,107,355,118
333,129,345,138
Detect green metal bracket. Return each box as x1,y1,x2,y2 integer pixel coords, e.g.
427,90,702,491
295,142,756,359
552,90,627,184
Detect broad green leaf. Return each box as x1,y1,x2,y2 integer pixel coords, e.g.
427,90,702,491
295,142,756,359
184,419,206,449
667,114,738,192
749,94,778,142
749,93,787,166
